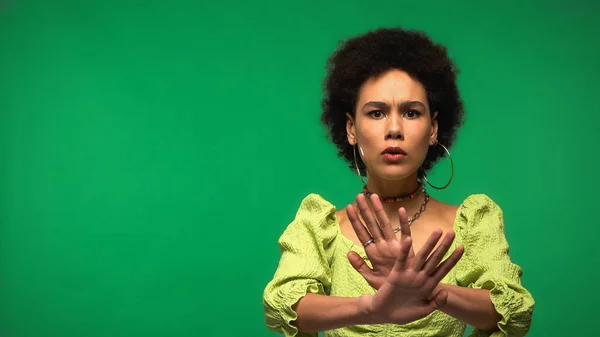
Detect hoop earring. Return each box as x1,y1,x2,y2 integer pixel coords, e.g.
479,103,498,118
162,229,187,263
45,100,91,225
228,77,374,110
353,145,367,186
423,141,454,190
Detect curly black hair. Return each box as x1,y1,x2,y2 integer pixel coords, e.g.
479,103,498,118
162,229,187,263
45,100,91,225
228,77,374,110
320,27,464,179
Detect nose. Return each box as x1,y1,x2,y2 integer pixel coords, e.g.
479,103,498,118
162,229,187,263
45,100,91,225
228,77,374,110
385,113,403,140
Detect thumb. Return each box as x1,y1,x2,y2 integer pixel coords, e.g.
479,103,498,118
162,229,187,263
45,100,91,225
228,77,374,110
347,251,379,288
347,251,371,274
431,288,449,309
420,289,448,317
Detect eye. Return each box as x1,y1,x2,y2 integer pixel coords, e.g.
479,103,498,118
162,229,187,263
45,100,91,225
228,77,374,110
403,109,422,119
368,110,386,119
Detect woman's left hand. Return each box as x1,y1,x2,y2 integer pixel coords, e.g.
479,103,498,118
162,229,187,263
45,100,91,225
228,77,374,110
346,193,457,290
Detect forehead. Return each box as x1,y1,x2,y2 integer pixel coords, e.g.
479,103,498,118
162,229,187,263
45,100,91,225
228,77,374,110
357,69,428,107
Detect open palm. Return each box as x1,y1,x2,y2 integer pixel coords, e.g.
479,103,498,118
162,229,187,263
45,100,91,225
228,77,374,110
347,193,464,324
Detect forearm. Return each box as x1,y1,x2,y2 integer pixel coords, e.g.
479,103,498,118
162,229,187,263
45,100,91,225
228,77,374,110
438,284,502,332
293,293,373,333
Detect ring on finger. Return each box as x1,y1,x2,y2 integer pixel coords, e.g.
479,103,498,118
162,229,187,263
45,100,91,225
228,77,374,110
363,237,375,247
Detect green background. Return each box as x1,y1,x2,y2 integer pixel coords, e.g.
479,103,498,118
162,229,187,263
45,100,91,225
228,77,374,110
1,1,598,336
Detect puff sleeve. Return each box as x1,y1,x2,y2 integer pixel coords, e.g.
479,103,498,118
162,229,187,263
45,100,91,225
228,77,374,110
262,194,339,337
454,194,535,337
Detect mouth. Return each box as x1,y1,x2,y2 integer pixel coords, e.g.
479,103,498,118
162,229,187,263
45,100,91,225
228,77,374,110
381,147,407,155
381,146,407,163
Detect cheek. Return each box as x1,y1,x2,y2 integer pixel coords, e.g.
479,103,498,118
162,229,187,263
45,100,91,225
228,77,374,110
356,126,379,150
406,129,432,159
418,143,431,161
358,141,374,162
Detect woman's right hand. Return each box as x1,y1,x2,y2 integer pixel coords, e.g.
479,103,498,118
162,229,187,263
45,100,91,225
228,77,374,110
357,230,464,325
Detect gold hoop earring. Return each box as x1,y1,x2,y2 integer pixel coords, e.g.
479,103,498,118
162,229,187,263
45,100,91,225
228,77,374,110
353,145,367,186
423,141,454,190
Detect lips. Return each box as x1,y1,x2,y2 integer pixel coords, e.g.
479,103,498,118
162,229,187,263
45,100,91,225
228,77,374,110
382,146,407,155
382,146,407,163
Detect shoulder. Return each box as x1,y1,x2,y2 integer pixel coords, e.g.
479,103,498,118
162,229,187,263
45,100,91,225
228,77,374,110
458,194,503,217
455,194,505,234
283,193,339,238
293,193,338,222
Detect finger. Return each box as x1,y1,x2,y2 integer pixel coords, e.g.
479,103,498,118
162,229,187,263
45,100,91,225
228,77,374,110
397,207,415,256
347,251,373,276
412,229,443,270
356,194,384,241
346,204,373,245
431,245,465,283
393,236,413,271
423,231,456,275
370,194,395,240
347,251,382,289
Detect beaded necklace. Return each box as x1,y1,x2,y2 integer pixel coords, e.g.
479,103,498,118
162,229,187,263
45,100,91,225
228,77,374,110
361,184,425,203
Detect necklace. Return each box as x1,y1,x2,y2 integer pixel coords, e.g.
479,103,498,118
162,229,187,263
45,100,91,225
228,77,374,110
361,184,425,203
394,191,429,232
356,188,430,233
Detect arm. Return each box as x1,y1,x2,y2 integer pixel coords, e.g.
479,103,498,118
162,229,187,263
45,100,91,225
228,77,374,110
345,193,534,336
264,195,465,336
344,193,500,330
454,195,535,337
437,284,501,332
296,228,464,333
293,293,372,333
263,194,343,337
297,235,465,334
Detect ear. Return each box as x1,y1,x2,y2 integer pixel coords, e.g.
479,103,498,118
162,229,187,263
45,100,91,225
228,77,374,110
429,111,439,145
346,112,357,145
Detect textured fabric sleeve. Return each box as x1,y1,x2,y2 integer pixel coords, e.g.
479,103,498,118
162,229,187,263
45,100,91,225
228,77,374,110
262,194,338,337
455,195,535,337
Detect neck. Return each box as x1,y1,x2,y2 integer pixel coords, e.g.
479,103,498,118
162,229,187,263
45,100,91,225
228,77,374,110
364,175,421,199
362,174,427,219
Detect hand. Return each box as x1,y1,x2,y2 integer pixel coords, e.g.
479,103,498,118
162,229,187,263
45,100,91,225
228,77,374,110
356,233,464,325
345,193,403,289
346,193,462,290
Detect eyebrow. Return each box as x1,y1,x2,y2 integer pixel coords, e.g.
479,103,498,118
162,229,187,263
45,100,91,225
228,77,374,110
361,100,427,112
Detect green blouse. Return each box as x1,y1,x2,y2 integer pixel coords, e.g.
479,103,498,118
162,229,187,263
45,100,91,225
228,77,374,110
263,193,534,337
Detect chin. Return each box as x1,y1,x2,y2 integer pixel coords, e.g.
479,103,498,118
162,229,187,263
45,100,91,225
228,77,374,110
371,165,418,181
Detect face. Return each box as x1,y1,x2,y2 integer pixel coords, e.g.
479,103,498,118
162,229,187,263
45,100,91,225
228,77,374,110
346,69,438,182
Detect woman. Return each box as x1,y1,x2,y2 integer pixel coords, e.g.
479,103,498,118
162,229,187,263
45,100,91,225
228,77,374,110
262,27,534,337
